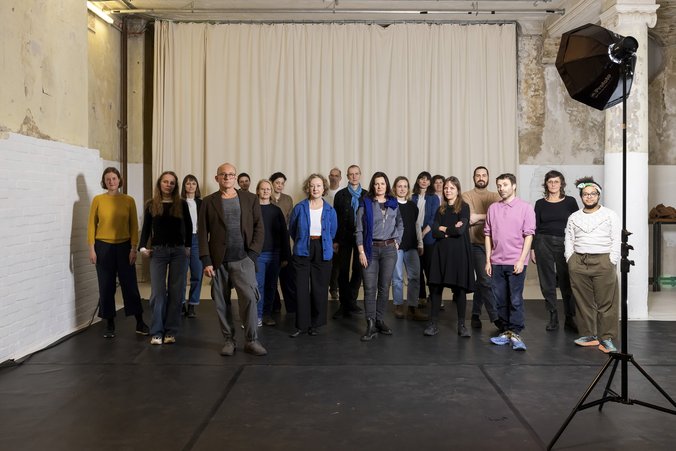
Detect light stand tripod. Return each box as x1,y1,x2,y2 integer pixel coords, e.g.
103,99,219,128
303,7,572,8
548,54,676,451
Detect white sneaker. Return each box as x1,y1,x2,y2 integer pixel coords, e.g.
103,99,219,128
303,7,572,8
163,335,176,344
150,336,162,345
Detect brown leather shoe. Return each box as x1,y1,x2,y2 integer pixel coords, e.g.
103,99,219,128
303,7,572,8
407,306,429,321
394,305,405,319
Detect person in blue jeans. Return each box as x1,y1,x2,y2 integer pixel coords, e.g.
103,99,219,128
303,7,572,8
356,172,403,341
180,174,203,318
255,179,290,327
139,171,192,345
391,176,427,321
484,173,535,351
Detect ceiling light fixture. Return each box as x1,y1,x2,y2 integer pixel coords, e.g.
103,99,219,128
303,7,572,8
87,1,114,24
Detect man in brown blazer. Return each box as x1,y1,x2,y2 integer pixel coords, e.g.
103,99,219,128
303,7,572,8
199,162,267,356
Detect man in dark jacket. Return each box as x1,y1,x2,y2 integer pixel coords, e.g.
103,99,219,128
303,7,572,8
332,164,365,318
199,162,267,356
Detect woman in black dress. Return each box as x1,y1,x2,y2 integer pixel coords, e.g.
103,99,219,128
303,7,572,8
425,176,475,337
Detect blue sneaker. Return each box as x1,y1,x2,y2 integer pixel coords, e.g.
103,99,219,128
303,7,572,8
510,333,527,351
599,339,617,353
490,331,512,346
574,336,599,347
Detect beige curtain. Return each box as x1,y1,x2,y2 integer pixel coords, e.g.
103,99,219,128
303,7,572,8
153,22,517,197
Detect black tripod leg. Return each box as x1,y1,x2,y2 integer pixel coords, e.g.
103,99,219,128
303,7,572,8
629,357,676,413
547,357,615,450
599,358,621,412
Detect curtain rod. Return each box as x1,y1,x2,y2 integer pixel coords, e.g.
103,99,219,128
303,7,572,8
111,8,565,17
145,19,520,25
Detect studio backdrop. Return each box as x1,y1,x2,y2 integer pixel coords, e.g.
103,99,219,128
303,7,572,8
153,21,517,196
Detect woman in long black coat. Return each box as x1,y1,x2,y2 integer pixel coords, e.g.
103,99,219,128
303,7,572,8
426,176,475,337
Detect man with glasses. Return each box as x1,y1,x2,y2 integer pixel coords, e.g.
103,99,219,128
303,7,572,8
564,177,620,354
199,163,267,356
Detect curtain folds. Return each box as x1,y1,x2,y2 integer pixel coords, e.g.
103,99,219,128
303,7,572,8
153,22,517,196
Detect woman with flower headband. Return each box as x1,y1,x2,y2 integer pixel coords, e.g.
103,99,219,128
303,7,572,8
564,177,621,354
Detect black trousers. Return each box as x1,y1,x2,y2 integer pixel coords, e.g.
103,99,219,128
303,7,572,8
94,240,143,319
294,240,332,330
337,238,362,310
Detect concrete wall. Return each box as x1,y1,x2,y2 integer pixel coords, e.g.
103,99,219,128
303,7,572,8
0,0,88,146
88,11,122,161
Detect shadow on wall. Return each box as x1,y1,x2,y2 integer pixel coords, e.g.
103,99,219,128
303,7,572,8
70,173,97,325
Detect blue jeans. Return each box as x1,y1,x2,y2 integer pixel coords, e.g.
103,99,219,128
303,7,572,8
256,251,281,318
490,264,527,334
362,244,398,321
184,234,203,305
472,244,498,321
149,246,188,337
392,248,420,307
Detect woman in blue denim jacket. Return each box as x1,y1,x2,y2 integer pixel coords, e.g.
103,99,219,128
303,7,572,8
411,172,441,305
288,174,338,337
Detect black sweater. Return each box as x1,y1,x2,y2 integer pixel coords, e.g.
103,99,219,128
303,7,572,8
139,201,193,249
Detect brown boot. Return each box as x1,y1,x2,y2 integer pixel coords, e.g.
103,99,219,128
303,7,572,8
394,305,405,319
407,306,429,321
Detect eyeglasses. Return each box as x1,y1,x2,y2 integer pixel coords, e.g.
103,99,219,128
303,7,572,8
218,172,236,179
582,192,599,198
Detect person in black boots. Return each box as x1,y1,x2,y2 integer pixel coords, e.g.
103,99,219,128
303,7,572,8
531,170,579,332
356,172,403,341
332,165,366,318
425,177,475,337
87,167,149,338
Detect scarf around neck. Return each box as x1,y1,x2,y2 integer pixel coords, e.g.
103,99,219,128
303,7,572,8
348,184,362,221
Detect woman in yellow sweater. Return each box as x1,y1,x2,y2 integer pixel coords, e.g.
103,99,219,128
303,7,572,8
88,167,149,338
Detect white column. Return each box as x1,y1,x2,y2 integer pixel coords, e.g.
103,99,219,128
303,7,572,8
601,1,658,319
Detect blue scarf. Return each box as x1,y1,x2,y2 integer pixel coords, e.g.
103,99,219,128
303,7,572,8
348,184,362,221
361,195,399,262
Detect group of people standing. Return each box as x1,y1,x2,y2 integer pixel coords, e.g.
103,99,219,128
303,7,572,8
87,162,620,357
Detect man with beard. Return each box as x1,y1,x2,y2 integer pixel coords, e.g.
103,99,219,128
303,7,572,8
462,166,501,329
485,173,535,351
564,177,620,354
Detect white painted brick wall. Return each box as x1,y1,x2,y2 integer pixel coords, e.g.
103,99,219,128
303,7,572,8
0,133,103,363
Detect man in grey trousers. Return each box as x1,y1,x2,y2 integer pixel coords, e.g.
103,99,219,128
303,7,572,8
199,162,267,356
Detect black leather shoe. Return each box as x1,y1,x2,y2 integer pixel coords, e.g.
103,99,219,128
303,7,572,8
546,311,559,331
349,304,363,313
289,329,305,338
332,306,351,319
564,315,578,333
458,323,471,338
375,320,392,335
308,327,318,336
360,319,377,341
471,315,482,329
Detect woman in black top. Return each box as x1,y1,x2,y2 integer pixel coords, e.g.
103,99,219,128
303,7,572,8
255,179,290,327
426,177,475,337
139,171,192,345
531,170,579,332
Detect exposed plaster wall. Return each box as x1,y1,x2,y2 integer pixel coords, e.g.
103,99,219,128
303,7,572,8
649,44,676,165
87,15,122,161
0,0,88,146
517,34,605,165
